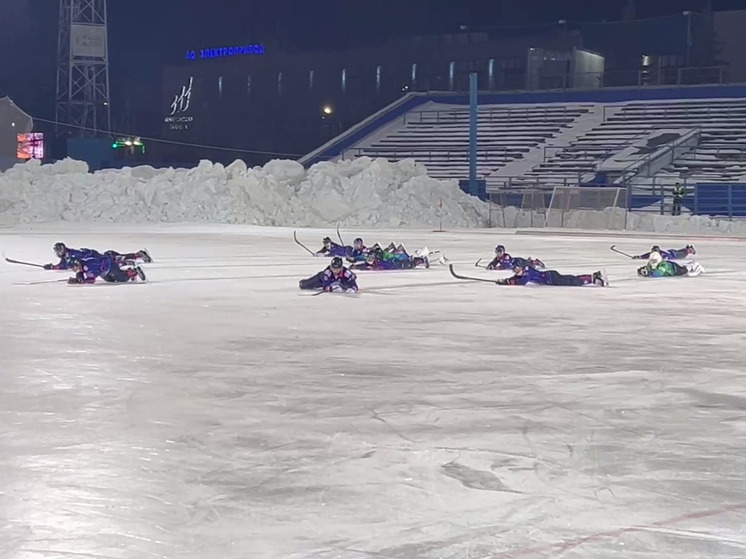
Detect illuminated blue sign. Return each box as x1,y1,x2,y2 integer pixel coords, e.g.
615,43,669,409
186,45,265,61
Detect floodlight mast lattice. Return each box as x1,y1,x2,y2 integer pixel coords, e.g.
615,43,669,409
55,0,111,136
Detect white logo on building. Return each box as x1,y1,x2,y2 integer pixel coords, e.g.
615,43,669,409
169,77,193,115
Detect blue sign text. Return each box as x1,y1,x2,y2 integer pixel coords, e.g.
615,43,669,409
185,44,266,61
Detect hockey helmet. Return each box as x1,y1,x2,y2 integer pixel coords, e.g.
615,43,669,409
322,237,332,248
513,262,527,275
648,251,663,268
330,257,344,270
353,237,364,249
53,242,67,258
495,244,506,254
651,245,662,253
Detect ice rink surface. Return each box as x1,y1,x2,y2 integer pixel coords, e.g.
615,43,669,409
1,224,746,559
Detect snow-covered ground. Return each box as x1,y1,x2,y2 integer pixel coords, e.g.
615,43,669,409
2,223,746,559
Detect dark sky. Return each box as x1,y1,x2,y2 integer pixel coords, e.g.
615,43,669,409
1,0,745,132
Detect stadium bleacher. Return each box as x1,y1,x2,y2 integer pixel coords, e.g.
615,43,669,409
345,104,593,181
328,94,746,197
523,99,746,188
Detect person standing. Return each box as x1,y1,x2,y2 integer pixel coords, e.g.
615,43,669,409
672,182,685,216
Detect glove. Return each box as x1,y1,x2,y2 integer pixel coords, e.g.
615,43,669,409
68,276,84,284
632,255,641,260
43,264,53,270
486,264,495,270
344,288,357,294
330,284,343,293
496,279,508,285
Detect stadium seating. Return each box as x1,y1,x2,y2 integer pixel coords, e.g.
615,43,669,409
336,95,746,200
347,104,592,180
520,99,746,188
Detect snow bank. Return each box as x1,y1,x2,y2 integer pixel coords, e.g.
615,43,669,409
2,156,744,236
0,157,489,228
493,205,746,236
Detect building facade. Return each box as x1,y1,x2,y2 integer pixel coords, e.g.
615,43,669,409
157,11,731,166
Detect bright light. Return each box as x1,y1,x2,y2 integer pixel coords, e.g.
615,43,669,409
125,140,133,146
11,122,15,127
322,105,333,115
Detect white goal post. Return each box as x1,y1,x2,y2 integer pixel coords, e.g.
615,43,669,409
545,186,628,230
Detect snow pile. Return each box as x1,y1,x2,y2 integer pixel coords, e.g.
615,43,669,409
0,157,489,228
493,205,746,236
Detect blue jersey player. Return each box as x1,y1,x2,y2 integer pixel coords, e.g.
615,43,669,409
299,257,359,293
486,245,545,270
44,242,152,270
346,238,368,262
497,262,607,287
67,254,146,285
315,237,353,258
632,245,695,260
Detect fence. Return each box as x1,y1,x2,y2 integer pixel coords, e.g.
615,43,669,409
484,182,746,228
693,184,746,218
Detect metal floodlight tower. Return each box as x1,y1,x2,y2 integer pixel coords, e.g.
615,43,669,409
55,0,111,135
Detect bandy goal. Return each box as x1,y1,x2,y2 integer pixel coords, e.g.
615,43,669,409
545,186,628,230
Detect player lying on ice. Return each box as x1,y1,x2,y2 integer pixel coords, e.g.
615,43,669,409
497,262,607,287
299,257,359,293
44,242,152,270
632,244,695,260
314,237,354,258
372,242,446,265
346,238,368,262
67,254,147,285
637,251,704,278
485,244,545,270
351,247,429,270
315,236,411,260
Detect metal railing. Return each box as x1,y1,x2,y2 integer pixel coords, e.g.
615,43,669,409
341,146,515,163
486,175,584,191
483,182,746,227
617,129,702,187
402,105,585,126
602,96,746,121
530,66,725,92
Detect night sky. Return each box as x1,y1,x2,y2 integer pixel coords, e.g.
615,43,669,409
1,0,744,134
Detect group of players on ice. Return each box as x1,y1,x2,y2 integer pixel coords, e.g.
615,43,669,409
5,234,702,292
5,243,151,284
294,233,703,294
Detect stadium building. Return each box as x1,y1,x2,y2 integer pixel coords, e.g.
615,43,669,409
158,10,745,168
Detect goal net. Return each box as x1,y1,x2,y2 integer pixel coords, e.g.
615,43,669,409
489,189,548,228
545,186,628,230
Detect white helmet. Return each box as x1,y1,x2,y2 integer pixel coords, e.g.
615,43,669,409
648,251,663,268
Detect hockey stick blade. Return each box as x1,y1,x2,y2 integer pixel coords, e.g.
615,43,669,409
3,254,46,268
449,264,499,284
474,258,488,269
609,245,635,259
293,231,316,256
